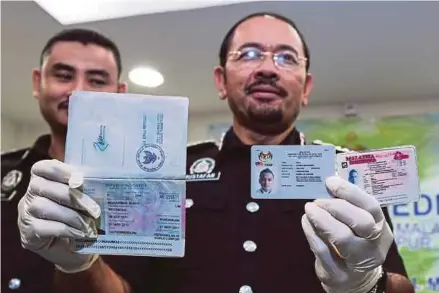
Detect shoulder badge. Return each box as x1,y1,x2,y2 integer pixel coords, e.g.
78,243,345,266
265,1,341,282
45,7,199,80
190,157,215,174
186,157,221,181
1,170,22,201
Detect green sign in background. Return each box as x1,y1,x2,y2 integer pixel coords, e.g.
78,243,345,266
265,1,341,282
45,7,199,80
296,114,439,292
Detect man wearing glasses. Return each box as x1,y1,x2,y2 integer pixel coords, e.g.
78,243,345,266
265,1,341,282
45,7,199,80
17,12,414,293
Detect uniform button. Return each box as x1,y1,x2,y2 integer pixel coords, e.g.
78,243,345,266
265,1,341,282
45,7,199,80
243,240,257,252
239,285,253,293
246,202,259,213
8,278,21,290
185,198,194,208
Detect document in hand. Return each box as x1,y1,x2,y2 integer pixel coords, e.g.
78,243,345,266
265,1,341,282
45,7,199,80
250,145,336,200
65,91,188,257
250,144,420,206
336,146,421,206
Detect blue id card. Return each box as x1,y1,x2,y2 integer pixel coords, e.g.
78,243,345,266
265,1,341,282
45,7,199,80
251,145,336,199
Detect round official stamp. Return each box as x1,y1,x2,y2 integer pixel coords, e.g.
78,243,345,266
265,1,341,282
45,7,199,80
136,144,165,172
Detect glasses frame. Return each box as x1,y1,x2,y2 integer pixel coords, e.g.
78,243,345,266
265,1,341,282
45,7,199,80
227,49,308,70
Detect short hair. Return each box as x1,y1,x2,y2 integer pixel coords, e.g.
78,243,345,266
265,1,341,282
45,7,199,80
259,168,274,179
40,28,122,78
349,169,358,176
218,12,310,71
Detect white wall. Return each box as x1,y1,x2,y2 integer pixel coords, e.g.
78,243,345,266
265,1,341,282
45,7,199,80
1,117,49,152
2,98,439,152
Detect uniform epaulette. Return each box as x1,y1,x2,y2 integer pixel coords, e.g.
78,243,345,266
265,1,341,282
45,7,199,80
1,147,29,159
187,140,219,153
1,148,30,177
311,139,352,153
187,139,219,152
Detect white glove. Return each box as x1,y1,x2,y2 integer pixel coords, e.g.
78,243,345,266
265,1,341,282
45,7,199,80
17,159,101,273
301,176,393,293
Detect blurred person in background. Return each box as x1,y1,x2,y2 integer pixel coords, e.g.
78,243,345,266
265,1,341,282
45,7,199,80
16,12,415,293
1,28,126,293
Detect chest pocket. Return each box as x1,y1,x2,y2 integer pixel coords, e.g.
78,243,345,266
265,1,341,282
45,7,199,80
186,182,228,211
178,181,230,268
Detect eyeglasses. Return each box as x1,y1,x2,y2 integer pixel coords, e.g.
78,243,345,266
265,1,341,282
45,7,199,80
227,47,307,71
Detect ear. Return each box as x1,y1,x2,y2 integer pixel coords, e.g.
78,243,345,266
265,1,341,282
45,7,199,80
301,73,313,107
32,69,42,100
118,81,128,93
213,65,227,100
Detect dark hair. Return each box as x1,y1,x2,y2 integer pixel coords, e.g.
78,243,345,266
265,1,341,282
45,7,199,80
349,169,358,176
40,28,122,78
219,12,310,71
259,168,274,179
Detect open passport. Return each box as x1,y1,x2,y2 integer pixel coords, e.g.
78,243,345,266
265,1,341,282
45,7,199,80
65,91,188,257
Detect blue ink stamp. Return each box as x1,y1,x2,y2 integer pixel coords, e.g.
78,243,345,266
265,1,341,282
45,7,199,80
93,125,109,151
136,144,165,172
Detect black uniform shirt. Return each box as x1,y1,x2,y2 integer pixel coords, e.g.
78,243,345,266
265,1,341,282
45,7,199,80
1,135,54,293
108,127,408,293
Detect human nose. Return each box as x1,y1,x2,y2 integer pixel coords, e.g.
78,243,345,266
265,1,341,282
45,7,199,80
254,53,280,81
66,77,88,96
254,67,279,82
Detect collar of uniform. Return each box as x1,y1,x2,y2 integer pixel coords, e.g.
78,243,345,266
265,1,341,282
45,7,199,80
30,134,51,159
218,126,303,154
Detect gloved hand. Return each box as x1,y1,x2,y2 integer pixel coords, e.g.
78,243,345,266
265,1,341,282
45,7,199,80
301,176,393,293
18,159,101,273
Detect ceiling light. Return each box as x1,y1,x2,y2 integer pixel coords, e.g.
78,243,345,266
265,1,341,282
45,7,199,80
33,0,257,25
129,67,164,88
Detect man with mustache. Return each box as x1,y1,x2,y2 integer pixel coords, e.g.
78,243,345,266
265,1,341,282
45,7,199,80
2,28,126,292
17,12,414,293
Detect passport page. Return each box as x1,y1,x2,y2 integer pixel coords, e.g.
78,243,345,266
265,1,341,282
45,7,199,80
73,178,185,257
65,91,188,180
65,91,188,257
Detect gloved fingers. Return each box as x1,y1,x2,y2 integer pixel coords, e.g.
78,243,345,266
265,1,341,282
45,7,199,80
31,159,77,185
325,176,384,224
313,198,382,240
20,217,87,250
26,195,98,237
304,202,356,259
315,258,349,287
301,214,347,281
29,176,100,219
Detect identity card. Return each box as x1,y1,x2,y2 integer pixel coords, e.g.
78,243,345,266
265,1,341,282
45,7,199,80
336,146,421,206
65,91,188,257
251,145,336,199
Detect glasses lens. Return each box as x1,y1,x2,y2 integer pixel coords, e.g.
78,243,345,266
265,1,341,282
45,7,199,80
274,52,300,68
